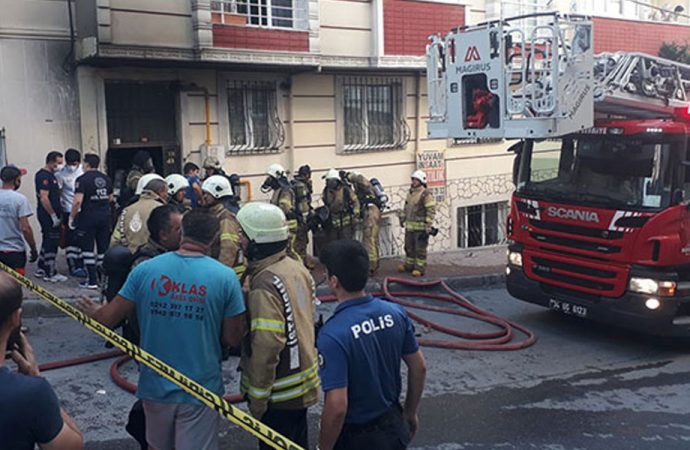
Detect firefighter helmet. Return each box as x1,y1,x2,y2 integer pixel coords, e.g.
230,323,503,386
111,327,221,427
202,175,233,199
411,170,427,185
266,163,286,179
323,168,340,181
165,174,190,195
202,156,222,170
236,202,289,243
135,174,165,195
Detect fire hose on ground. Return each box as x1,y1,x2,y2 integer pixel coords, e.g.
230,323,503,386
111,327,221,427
37,277,537,401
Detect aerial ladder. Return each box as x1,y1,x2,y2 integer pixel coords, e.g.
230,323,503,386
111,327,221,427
426,12,690,140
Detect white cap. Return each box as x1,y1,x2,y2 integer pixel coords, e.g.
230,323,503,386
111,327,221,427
202,175,233,199
236,202,289,243
135,174,165,195
165,174,190,195
323,169,340,181
266,163,286,179
411,170,427,184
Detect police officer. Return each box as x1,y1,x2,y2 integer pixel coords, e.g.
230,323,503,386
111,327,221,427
262,164,300,261
201,175,245,276
34,151,66,282
69,154,113,289
165,173,191,213
317,240,426,450
292,165,313,268
398,170,435,277
55,148,85,277
321,169,360,249
111,174,168,253
236,202,319,450
341,171,381,274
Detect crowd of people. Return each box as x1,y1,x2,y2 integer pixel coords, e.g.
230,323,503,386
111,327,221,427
0,147,436,450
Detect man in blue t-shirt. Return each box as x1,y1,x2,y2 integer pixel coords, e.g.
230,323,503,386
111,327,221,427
79,208,247,450
184,162,203,208
0,272,84,450
35,151,66,282
317,240,427,450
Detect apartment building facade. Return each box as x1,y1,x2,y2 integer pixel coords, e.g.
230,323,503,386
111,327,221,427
1,0,688,256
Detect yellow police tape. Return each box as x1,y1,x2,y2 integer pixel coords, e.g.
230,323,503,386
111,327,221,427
0,262,304,450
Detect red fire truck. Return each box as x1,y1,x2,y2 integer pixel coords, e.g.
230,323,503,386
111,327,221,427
427,13,690,334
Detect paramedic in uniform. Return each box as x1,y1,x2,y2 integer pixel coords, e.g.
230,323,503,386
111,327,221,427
69,154,113,290
317,240,426,450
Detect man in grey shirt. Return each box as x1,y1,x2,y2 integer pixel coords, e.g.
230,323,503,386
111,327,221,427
0,165,38,276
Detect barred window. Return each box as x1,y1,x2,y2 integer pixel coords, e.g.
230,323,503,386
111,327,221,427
457,201,509,248
339,77,409,153
226,81,284,155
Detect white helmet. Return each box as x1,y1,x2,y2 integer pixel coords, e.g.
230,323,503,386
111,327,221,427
165,174,190,196
411,170,427,185
202,175,233,199
236,202,289,243
323,168,340,181
135,173,165,195
266,163,286,179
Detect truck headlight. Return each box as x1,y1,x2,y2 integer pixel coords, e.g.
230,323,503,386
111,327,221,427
508,251,523,267
628,277,676,297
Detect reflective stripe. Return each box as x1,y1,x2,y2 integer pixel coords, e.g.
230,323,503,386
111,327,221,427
221,232,239,242
270,377,320,403
272,362,319,390
250,318,285,333
286,219,298,231
241,378,272,399
424,201,435,208
406,221,426,231
234,265,246,277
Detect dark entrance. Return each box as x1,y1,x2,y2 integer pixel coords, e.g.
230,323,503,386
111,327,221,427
104,81,181,200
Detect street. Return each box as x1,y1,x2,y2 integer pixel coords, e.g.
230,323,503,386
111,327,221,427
21,284,690,450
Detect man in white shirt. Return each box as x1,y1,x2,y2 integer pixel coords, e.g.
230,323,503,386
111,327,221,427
55,149,85,278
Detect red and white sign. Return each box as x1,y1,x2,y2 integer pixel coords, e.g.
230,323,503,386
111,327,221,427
416,151,446,202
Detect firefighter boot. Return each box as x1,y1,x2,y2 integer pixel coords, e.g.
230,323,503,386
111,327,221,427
411,269,424,277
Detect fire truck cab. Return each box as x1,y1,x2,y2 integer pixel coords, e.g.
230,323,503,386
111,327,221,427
427,12,690,335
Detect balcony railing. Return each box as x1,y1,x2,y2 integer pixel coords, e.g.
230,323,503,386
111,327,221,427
570,0,690,25
211,0,309,30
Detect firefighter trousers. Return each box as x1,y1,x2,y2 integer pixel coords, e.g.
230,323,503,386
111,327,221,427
404,230,428,273
362,205,381,272
294,222,310,265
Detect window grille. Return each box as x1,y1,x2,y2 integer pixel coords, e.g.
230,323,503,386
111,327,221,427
457,201,509,248
340,76,410,153
226,80,284,155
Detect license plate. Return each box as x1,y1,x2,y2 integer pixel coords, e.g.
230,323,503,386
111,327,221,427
548,298,588,318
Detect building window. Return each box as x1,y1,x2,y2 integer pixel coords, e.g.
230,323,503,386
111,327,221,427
211,0,308,29
226,80,284,155
339,76,410,153
457,201,509,248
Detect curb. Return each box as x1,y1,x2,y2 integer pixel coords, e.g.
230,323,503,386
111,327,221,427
21,272,506,319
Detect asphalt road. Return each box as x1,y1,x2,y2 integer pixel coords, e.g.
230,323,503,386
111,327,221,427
19,286,690,449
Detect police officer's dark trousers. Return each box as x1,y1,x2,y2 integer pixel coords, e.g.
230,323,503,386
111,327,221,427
77,212,111,286
37,211,60,277
259,408,308,450
335,405,411,450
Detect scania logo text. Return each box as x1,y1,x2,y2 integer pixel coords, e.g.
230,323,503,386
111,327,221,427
546,206,600,223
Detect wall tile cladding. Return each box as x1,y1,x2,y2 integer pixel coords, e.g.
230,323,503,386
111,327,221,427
213,25,310,52
384,0,465,55
593,17,690,54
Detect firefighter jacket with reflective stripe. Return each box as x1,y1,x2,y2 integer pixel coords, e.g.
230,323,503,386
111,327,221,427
209,203,245,277
348,173,378,211
111,190,165,253
402,186,436,232
240,251,319,418
271,185,298,231
323,183,360,229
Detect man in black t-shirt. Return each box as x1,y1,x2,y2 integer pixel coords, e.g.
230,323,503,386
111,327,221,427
0,272,83,449
34,151,65,282
69,154,113,289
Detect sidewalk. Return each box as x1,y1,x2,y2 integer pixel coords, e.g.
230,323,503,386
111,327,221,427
17,245,507,318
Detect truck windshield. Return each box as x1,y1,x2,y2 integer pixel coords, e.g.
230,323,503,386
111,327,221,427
516,137,680,210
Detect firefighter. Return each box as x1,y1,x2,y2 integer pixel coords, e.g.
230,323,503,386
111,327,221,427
203,156,241,213
201,175,245,277
342,171,381,274
110,174,168,253
125,151,154,198
236,202,319,450
398,170,435,277
262,163,300,262
321,169,360,250
292,165,313,268
164,173,191,213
